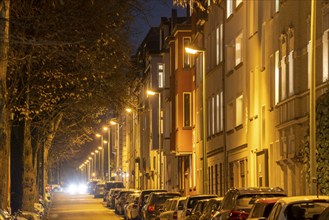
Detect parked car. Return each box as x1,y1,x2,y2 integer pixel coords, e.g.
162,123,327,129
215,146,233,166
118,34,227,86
180,194,218,220
115,189,141,215
247,197,282,220
267,196,329,220
124,193,141,220
87,180,100,195
103,181,125,201
199,197,223,220
159,197,186,220
318,206,329,220
137,189,167,220
142,192,181,220
212,187,286,220
94,182,105,198
184,199,209,220
106,188,124,208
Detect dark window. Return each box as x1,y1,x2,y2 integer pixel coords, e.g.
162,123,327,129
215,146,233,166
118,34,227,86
183,93,191,127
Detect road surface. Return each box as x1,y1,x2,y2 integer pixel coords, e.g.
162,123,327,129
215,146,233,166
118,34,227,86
47,192,123,220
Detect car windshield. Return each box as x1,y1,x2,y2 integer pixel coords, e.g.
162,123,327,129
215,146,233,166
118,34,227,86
249,203,275,218
285,202,329,220
237,194,284,211
153,195,179,205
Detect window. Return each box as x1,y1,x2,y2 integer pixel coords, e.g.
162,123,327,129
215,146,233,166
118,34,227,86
235,33,243,66
288,51,294,96
208,98,211,137
275,0,279,13
236,0,242,8
158,63,164,88
307,41,311,89
175,94,178,129
220,163,223,196
216,27,220,65
183,38,191,68
236,95,243,126
220,24,223,62
261,23,266,70
281,56,286,100
227,0,233,18
216,93,220,133
227,102,234,130
229,162,234,188
240,160,245,187
220,91,223,131
183,93,191,127
212,96,215,135
175,40,178,70
215,164,218,195
323,30,329,82
275,50,280,104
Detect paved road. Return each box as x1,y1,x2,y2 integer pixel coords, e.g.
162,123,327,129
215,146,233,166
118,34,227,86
47,192,124,220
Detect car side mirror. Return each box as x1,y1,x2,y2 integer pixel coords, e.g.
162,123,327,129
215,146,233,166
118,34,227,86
186,210,192,216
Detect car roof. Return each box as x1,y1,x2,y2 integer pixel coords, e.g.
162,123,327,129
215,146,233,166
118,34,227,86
229,187,286,195
277,195,329,205
187,194,218,198
254,197,283,204
150,192,181,196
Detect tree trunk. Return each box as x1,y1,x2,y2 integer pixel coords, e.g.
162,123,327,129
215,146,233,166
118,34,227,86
43,114,62,199
0,0,11,212
21,119,37,211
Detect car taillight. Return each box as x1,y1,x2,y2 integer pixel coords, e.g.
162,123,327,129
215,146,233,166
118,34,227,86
173,211,177,219
147,204,155,213
228,210,249,220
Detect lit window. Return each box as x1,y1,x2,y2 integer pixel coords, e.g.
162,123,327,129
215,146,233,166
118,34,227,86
220,91,223,131
236,0,242,8
288,51,294,96
212,96,215,135
216,27,220,65
158,64,164,88
216,93,220,133
275,0,279,13
275,50,280,104
236,95,243,127
220,24,223,62
323,30,329,82
281,56,286,100
183,38,191,68
183,93,191,127
235,33,243,66
227,0,233,18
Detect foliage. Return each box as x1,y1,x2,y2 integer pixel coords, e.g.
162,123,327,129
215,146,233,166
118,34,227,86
7,0,141,163
300,91,329,195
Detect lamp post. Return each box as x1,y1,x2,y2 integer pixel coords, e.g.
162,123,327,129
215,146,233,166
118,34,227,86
96,134,105,180
103,126,112,180
309,0,317,195
147,90,162,189
110,120,120,181
185,46,208,193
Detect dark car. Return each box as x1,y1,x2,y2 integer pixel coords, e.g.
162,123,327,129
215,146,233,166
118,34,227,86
200,197,223,220
106,188,124,208
103,181,125,201
185,199,210,220
94,182,105,198
115,189,141,215
87,180,100,195
212,187,286,220
181,194,218,220
137,189,167,220
142,192,181,220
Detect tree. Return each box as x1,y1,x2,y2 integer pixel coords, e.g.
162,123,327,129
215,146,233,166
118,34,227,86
0,0,11,212
7,0,140,211
300,90,329,195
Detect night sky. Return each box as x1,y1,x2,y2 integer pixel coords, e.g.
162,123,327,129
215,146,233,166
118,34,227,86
130,0,186,53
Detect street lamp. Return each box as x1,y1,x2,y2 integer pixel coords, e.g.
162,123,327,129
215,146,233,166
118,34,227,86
110,120,120,181
147,89,163,189
185,46,208,193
